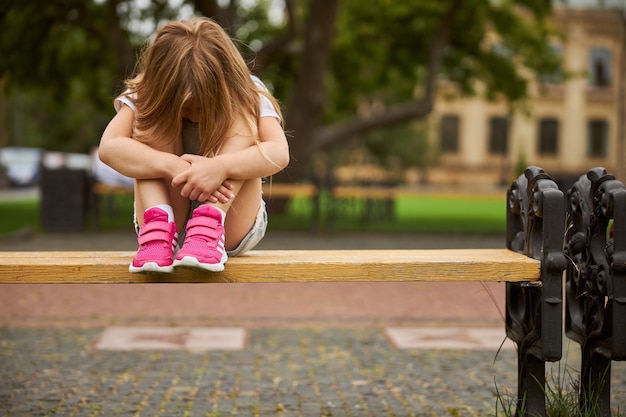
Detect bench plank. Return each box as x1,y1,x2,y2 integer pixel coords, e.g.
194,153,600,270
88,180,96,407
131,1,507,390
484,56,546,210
93,183,133,196
262,183,317,198
93,183,318,198
0,249,539,284
331,186,504,200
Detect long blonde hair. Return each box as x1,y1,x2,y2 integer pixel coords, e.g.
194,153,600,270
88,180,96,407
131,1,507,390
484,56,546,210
124,17,282,157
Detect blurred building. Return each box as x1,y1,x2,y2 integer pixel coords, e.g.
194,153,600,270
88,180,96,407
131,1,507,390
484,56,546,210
430,5,626,188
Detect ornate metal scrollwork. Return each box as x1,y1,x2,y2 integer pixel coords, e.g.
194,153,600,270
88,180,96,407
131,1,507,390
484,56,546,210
506,166,566,417
565,167,626,416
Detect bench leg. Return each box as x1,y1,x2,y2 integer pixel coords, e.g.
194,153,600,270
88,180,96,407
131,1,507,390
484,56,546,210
580,351,612,417
565,167,626,416
506,282,549,417
506,167,566,417
517,351,547,417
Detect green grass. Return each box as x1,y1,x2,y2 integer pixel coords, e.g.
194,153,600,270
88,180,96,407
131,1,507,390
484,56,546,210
494,366,626,417
268,193,506,234
396,195,505,233
0,192,507,235
0,190,506,235
0,199,41,235
0,194,135,236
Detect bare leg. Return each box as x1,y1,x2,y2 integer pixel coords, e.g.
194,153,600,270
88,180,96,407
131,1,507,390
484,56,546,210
135,179,190,232
129,139,191,273
223,178,262,251
185,119,263,251
131,179,185,273
134,142,189,233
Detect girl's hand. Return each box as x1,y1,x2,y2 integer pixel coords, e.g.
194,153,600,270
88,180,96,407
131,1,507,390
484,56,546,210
207,180,234,203
171,154,234,203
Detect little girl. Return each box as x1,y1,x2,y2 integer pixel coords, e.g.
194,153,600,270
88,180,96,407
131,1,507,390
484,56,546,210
99,17,289,273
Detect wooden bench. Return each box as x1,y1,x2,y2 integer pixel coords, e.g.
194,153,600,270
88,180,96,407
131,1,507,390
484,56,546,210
330,185,503,200
261,182,320,232
92,182,133,196
262,182,317,199
0,248,538,284
0,167,568,417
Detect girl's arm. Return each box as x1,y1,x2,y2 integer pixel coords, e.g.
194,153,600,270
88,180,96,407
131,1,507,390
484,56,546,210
172,116,289,201
99,105,190,180
217,115,289,179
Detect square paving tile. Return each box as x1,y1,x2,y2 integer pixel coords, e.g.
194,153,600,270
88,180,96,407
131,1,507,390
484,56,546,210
385,327,516,350
94,326,247,352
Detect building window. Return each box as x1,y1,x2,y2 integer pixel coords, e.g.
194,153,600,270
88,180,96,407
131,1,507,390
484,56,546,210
440,115,459,153
589,48,612,87
489,117,509,155
588,119,608,158
538,118,559,156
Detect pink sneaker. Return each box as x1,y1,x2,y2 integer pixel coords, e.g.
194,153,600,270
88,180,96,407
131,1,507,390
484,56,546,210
129,207,178,273
174,205,227,272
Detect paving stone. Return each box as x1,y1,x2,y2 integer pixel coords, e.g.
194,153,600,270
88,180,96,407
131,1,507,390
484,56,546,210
1,327,625,416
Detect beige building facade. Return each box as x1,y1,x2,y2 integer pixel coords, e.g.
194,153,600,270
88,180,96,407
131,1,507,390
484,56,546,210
429,7,626,189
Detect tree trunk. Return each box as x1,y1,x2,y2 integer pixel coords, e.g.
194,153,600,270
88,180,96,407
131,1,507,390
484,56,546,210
192,0,238,36
281,0,339,183
107,0,136,84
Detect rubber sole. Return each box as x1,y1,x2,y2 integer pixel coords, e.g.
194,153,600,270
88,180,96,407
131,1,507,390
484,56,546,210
173,256,226,272
128,262,174,274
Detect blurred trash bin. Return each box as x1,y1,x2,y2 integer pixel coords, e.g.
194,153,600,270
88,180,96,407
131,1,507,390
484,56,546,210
39,152,92,233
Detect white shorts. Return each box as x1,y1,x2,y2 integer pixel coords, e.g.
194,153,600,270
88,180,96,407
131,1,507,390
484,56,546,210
224,200,267,256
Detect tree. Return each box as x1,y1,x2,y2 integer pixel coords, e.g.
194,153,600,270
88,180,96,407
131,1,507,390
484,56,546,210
0,0,561,178
288,0,560,181
0,0,184,150
195,0,562,181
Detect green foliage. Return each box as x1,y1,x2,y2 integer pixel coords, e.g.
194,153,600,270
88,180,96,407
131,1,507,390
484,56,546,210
0,0,184,150
0,0,116,103
1,0,119,149
3,84,112,152
0,0,563,169
329,0,561,121
329,1,442,119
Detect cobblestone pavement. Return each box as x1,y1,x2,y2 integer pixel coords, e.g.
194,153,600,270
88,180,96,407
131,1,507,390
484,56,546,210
1,229,625,415
4,327,624,417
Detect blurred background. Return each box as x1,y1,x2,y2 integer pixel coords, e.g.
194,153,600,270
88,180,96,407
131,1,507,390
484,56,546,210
0,0,624,236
